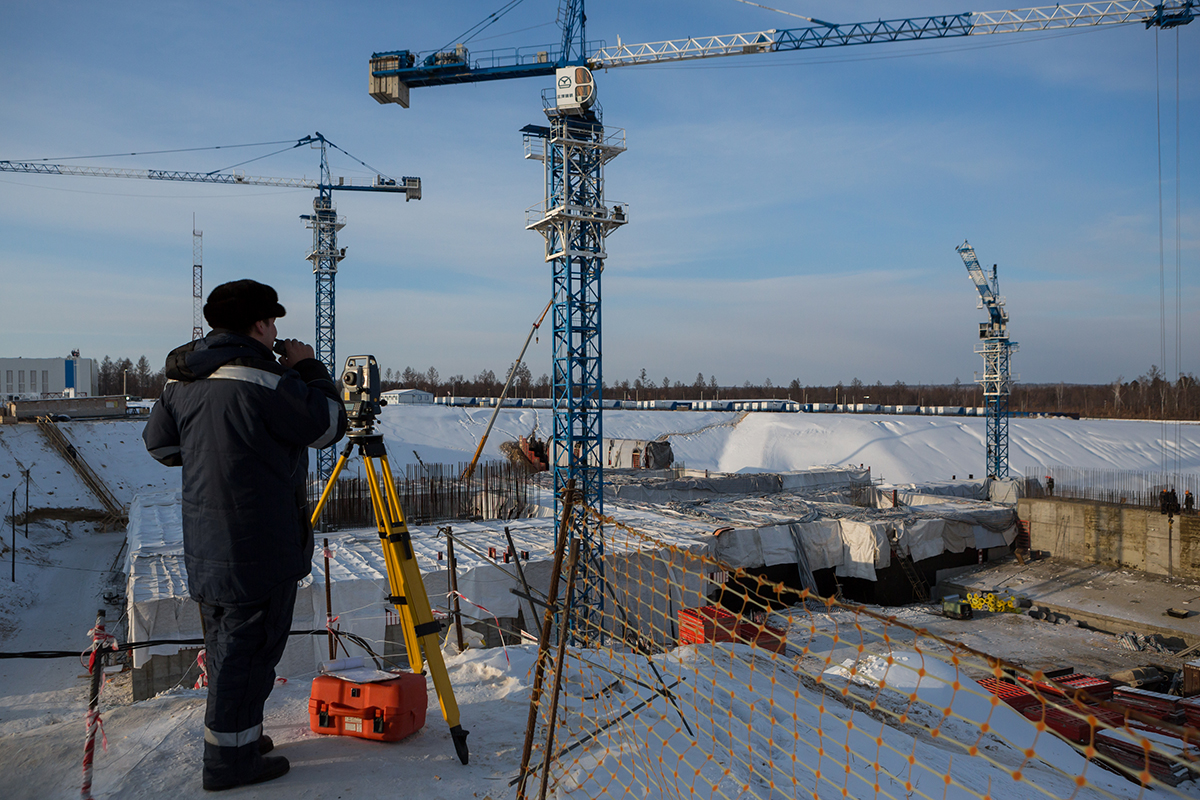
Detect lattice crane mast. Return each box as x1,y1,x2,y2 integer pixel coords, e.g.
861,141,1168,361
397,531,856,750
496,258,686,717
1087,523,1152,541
0,133,421,481
368,0,1193,626
958,241,1018,479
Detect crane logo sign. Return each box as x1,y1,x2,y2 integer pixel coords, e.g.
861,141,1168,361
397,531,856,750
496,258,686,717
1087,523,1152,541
555,66,596,113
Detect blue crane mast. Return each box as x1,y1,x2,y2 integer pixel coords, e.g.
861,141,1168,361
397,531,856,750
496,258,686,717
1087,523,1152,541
957,242,1017,479
368,0,1193,627
1,133,421,484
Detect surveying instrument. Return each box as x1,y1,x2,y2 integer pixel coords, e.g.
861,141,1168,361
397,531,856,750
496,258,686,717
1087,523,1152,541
310,355,469,764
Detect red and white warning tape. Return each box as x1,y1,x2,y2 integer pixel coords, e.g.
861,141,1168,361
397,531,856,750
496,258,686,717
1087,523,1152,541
81,621,118,800
447,590,510,665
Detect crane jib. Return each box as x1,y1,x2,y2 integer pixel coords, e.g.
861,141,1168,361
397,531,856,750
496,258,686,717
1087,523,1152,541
0,160,418,196
372,0,1193,91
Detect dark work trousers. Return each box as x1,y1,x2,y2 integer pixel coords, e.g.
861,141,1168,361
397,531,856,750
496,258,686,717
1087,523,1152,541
198,580,297,783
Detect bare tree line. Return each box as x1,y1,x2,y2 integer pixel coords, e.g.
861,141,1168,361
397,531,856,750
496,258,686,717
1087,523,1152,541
97,355,165,398
381,364,1199,421
99,356,1199,420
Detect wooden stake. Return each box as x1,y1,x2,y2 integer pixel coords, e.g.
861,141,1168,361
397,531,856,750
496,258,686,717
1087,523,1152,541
515,480,575,800
504,525,538,636
537,539,582,800
81,609,106,800
447,527,464,652
323,537,335,660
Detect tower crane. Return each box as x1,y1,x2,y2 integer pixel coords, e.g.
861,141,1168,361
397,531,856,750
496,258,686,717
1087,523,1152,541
0,133,421,481
368,0,1194,623
957,242,1017,480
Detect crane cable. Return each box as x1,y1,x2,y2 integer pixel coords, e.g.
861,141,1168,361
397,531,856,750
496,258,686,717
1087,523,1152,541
1157,28,1167,479
1154,28,1185,482
11,139,301,163
437,0,529,55
1172,27,1182,478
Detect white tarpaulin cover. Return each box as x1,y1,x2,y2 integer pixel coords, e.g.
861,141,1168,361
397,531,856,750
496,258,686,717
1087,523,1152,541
709,513,1014,582
126,478,1016,671
836,521,890,580
124,492,715,671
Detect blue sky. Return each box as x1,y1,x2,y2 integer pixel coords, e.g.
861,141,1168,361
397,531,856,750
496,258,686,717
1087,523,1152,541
1,1,1195,388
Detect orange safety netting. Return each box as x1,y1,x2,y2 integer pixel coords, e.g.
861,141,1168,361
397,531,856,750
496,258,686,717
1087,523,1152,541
513,507,1200,800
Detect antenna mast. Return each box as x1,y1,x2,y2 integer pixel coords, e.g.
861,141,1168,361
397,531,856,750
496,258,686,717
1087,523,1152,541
192,215,203,341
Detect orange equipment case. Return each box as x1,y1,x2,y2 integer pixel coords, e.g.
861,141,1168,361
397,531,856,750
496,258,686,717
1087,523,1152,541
308,672,428,742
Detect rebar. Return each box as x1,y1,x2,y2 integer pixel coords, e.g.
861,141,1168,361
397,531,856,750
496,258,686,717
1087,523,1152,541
309,459,537,529
1023,465,1199,509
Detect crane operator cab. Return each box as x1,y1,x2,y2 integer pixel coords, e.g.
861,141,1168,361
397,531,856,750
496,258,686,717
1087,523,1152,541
555,66,596,113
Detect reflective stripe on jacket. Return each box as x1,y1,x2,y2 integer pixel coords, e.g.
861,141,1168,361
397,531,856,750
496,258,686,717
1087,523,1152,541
142,331,347,605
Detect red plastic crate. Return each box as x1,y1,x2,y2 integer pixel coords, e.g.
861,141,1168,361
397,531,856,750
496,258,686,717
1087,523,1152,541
976,677,1046,712
678,606,787,653
1113,686,1185,721
1057,675,1117,701
1023,705,1125,744
1095,730,1199,787
1016,672,1114,702
309,672,428,742
1179,696,1200,728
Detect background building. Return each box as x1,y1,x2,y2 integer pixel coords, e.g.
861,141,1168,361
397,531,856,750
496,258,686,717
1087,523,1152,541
1,352,98,400
381,388,434,405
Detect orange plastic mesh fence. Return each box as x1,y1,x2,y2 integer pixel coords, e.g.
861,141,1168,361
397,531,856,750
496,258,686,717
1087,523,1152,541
514,507,1200,799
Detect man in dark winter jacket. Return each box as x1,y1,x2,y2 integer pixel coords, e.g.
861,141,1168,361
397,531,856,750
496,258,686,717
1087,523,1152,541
143,279,347,791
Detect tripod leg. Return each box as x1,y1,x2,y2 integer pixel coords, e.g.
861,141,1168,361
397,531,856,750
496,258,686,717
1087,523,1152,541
310,440,355,527
374,453,469,765
361,457,423,671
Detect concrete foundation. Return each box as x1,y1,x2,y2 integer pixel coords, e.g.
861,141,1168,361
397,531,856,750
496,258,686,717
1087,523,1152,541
132,647,202,701
1019,498,1200,580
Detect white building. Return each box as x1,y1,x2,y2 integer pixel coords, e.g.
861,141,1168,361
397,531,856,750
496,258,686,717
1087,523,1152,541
381,388,434,405
1,354,98,400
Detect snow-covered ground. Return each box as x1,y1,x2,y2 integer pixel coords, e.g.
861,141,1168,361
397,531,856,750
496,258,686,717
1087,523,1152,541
2,409,1199,799
3,410,1198,516
377,406,1200,484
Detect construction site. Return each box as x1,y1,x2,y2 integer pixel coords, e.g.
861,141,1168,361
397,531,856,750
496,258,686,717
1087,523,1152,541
2,1,1199,799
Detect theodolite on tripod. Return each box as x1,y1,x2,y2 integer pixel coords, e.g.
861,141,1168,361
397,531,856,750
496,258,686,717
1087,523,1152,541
310,355,469,764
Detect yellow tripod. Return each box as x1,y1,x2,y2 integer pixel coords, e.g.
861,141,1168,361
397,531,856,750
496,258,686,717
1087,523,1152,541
310,422,469,764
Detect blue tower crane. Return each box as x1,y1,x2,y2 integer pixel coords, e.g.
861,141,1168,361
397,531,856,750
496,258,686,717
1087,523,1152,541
0,133,421,484
368,0,1194,627
957,242,1018,479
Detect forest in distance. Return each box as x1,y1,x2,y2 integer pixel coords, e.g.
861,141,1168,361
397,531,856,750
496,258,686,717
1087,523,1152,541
97,355,1198,422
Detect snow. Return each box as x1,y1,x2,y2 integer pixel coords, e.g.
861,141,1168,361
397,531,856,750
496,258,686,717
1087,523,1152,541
376,406,1200,484
2,409,1199,798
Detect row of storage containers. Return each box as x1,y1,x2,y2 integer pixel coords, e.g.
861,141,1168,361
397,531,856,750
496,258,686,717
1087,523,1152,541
430,397,804,412
428,396,988,416
807,403,987,416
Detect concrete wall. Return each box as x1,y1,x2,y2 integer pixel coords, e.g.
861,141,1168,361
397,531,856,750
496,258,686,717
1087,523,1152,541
1019,497,1200,579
